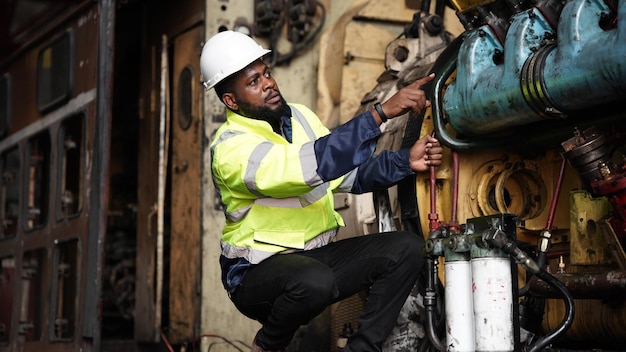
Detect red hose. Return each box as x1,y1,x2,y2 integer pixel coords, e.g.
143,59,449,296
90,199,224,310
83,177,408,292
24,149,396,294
450,151,459,231
429,164,439,231
546,157,567,231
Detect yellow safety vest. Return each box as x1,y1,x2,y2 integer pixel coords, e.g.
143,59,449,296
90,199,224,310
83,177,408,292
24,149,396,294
210,103,346,264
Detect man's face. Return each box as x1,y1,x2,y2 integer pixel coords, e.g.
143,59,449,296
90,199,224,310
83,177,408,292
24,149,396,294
225,60,291,125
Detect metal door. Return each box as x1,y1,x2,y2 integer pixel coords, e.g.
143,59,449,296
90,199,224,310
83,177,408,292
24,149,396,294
168,25,204,344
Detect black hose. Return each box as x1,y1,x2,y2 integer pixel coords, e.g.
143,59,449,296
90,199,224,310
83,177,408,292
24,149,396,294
423,258,446,352
527,270,575,352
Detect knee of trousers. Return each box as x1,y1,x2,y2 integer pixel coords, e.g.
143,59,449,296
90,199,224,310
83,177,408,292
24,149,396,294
286,264,337,310
391,231,425,266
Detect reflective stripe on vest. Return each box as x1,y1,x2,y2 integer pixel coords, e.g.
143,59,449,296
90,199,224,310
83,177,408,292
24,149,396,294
245,141,273,197
220,228,338,264
291,105,319,187
225,182,329,222
291,105,317,140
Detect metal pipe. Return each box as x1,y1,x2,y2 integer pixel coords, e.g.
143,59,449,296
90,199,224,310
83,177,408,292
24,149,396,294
431,2,624,151
429,163,439,231
428,130,440,232
431,53,513,150
535,157,567,271
527,271,626,299
432,53,624,151
546,157,566,231
443,0,625,135
450,151,459,231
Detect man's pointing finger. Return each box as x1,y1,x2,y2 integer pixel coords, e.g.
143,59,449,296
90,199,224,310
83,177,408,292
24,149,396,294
411,73,436,88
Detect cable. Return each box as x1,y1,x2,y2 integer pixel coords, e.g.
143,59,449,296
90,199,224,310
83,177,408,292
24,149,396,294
207,339,250,352
192,333,249,352
527,270,575,352
160,330,176,352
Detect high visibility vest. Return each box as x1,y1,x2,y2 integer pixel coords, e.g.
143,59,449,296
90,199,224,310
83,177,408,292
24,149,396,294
210,103,345,264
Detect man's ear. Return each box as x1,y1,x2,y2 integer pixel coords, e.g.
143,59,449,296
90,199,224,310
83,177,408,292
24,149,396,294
222,93,238,111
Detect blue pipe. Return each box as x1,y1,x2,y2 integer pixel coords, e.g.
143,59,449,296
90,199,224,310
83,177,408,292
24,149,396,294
443,0,625,136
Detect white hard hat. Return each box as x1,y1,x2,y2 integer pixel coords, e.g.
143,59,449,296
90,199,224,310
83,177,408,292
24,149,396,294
200,31,271,90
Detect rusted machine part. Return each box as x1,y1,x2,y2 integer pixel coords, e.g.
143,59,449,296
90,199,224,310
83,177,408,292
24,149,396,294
469,159,547,221
563,125,626,265
561,126,613,196
591,160,626,243
527,271,626,300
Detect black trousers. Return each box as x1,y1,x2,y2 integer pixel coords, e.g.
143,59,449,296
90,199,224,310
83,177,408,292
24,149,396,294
230,231,425,351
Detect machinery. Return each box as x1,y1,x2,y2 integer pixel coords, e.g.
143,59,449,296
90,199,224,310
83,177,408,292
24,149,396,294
356,0,626,350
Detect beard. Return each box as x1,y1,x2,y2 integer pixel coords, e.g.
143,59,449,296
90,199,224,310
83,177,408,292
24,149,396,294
236,95,291,127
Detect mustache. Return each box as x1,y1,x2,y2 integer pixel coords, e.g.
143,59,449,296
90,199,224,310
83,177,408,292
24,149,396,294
265,90,282,102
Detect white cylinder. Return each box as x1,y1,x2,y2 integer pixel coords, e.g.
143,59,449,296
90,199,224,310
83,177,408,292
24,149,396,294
471,257,514,352
445,260,475,352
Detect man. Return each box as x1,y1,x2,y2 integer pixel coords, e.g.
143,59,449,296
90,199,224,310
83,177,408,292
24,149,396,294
200,30,443,352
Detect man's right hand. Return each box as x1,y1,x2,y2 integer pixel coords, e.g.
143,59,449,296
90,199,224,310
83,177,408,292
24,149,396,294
374,73,435,124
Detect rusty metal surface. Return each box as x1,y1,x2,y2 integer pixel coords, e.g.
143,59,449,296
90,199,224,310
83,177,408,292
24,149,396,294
569,191,616,266
528,271,626,300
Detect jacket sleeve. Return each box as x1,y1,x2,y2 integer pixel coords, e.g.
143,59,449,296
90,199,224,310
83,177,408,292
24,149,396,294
313,110,383,181
348,148,413,194
313,110,413,193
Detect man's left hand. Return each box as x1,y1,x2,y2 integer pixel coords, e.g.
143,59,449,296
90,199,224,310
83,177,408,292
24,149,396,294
409,134,443,172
